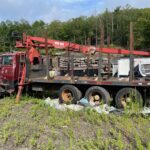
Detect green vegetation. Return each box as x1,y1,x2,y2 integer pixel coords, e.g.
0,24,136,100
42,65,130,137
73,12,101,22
0,96,149,149
0,5,150,52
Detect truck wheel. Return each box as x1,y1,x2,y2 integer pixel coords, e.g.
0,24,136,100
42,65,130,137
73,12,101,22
85,86,111,106
59,85,82,104
115,88,143,109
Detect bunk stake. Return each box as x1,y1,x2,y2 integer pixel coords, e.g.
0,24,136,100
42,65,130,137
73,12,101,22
129,22,134,82
98,21,104,81
87,51,90,77
45,30,50,80
107,36,111,78
71,55,74,81
67,42,70,74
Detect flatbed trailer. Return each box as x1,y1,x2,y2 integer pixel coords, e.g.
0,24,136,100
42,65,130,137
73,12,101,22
27,60,150,108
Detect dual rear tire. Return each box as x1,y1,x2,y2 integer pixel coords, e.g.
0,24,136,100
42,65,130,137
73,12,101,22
59,85,82,104
59,85,143,109
115,88,143,109
59,85,111,106
85,86,111,106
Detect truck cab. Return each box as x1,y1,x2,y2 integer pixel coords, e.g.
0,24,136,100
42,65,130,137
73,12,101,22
0,52,25,95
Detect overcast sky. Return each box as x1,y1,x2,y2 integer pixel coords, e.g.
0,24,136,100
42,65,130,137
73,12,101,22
0,0,150,23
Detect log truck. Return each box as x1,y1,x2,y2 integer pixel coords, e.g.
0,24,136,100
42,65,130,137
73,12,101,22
0,28,150,109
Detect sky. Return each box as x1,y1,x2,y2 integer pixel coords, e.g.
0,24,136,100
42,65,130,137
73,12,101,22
0,0,150,23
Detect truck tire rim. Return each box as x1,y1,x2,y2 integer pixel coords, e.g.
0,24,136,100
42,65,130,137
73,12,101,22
89,92,101,106
62,89,73,103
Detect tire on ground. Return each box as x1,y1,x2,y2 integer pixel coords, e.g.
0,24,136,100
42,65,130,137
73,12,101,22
59,85,82,104
85,86,111,106
115,88,143,109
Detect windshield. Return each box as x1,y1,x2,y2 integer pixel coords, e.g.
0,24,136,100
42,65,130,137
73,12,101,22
0,55,13,66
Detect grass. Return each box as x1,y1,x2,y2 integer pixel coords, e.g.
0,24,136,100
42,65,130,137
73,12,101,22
0,96,149,150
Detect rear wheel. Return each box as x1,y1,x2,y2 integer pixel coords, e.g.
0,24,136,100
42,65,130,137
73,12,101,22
85,86,111,106
59,85,82,104
115,88,143,109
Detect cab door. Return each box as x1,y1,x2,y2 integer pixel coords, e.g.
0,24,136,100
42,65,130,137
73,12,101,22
0,55,14,88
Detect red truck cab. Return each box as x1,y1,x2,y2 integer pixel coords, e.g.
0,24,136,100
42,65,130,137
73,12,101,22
0,52,25,94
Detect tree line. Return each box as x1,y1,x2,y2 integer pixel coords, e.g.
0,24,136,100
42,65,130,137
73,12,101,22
0,5,150,52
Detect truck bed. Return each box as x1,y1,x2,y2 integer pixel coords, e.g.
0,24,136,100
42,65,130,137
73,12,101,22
29,76,150,87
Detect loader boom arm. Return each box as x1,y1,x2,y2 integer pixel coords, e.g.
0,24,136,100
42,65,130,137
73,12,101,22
16,33,150,56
